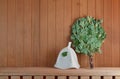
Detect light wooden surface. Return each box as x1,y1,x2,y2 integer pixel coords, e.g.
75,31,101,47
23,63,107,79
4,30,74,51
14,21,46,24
58,76,66,79
0,0,120,67
81,76,89,79
0,67,120,76
46,76,54,79
104,76,112,79
92,76,100,79
69,76,78,79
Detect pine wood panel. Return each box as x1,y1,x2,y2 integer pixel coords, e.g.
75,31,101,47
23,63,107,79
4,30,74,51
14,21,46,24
0,0,7,67
104,0,112,67
23,0,33,67
15,0,24,67
111,0,119,67
0,0,119,67
39,0,48,67
47,0,56,67
56,0,64,56
64,0,72,47
31,0,40,67
7,0,16,67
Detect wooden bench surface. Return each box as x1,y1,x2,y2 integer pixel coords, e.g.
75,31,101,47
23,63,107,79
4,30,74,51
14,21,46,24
0,67,120,76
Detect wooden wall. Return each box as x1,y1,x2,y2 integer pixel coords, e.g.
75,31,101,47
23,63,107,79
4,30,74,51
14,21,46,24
0,0,119,67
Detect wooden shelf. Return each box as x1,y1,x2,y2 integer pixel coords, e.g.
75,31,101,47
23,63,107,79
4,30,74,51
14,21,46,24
0,67,120,76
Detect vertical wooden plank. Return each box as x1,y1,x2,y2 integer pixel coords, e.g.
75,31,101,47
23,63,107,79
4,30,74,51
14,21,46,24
95,0,104,67
0,0,7,67
15,0,24,67
72,0,80,21
104,0,112,67
81,76,89,79
39,0,48,67
58,76,66,79
7,0,16,67
23,76,31,79
92,76,101,79
64,0,72,47
34,76,43,79
24,0,33,66
88,0,95,17
31,0,40,67
80,0,87,17
69,76,78,79
47,0,56,67
79,0,88,68
11,76,20,79
46,76,55,79
0,76,8,79
111,0,119,67
56,0,64,55
119,0,120,67
104,76,112,79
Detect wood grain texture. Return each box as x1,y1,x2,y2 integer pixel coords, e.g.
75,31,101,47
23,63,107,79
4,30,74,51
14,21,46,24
23,0,33,67
81,76,89,79
69,76,78,79
1,67,120,76
46,76,54,79
11,76,20,79
56,0,64,56
31,0,40,67
92,76,100,79
47,0,56,67
111,0,119,67
34,76,43,79
64,0,72,47
23,76,31,79
103,0,112,67
58,76,66,79
104,76,112,79
0,0,7,67
39,0,48,67
0,0,119,67
7,0,16,67
15,0,24,67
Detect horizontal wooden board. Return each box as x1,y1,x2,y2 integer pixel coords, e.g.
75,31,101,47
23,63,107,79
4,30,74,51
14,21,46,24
0,67,120,76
